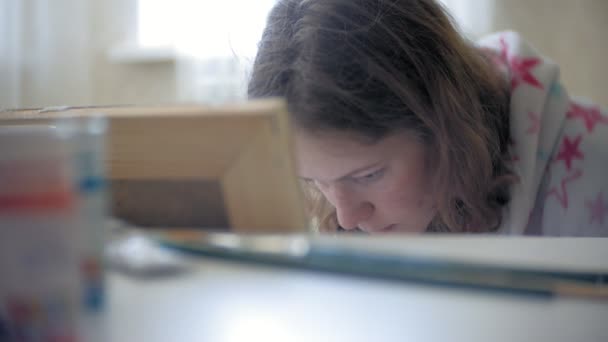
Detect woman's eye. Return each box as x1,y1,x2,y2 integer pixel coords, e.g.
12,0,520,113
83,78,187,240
354,169,384,184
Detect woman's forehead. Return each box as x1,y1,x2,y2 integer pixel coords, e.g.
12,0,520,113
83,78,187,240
294,130,423,180
296,130,375,156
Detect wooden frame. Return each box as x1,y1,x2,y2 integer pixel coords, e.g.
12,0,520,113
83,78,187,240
0,99,307,233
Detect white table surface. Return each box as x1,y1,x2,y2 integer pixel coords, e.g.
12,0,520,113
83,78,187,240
103,236,608,342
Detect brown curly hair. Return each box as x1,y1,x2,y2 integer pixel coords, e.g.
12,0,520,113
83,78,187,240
248,0,515,233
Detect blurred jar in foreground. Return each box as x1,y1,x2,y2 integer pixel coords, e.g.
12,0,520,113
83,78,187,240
0,116,108,342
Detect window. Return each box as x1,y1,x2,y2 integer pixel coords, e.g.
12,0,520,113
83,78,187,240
137,0,276,58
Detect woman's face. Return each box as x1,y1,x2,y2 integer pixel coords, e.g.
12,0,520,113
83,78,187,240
295,130,438,234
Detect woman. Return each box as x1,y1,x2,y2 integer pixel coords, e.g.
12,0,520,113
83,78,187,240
248,0,608,236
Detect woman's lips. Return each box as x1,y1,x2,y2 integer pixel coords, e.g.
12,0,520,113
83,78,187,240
365,224,397,233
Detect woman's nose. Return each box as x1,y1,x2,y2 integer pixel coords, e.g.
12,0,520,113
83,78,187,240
323,185,373,230
335,200,374,230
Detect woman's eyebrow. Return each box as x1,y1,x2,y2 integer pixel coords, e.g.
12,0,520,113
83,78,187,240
299,162,382,183
338,162,384,181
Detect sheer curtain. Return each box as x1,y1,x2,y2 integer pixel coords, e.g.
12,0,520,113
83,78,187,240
0,0,92,109
0,0,21,108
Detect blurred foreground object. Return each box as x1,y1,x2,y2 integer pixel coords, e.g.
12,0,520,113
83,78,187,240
0,100,307,234
0,119,108,341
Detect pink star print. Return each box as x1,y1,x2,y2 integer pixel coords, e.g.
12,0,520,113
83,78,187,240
510,57,544,90
586,192,608,225
526,112,541,134
555,135,584,170
545,169,583,209
566,102,608,133
499,38,544,91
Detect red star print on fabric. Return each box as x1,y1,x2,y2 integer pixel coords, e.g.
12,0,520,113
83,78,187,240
586,192,608,225
545,168,583,209
499,37,544,91
555,135,584,171
566,102,608,133
526,112,541,134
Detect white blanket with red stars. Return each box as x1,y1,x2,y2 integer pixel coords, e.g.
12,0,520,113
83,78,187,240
478,31,608,236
